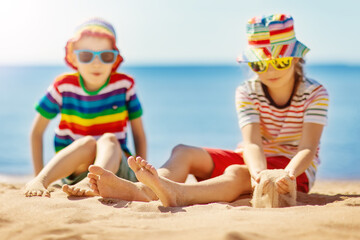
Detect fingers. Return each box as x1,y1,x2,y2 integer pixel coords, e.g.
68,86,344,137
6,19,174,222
288,173,296,181
25,189,50,197
44,190,51,198
251,178,258,190
251,170,262,183
284,169,296,180
276,178,289,194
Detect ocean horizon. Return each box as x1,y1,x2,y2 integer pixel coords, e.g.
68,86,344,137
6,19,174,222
0,64,359,181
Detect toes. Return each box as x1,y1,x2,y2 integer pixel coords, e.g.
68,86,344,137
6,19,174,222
127,156,135,162
90,183,100,195
84,189,96,196
90,182,98,191
63,185,79,196
149,166,158,176
88,165,105,175
128,156,141,171
89,178,97,184
144,163,157,175
135,156,142,162
77,189,86,196
87,173,100,181
140,160,147,167
71,187,80,195
62,185,71,195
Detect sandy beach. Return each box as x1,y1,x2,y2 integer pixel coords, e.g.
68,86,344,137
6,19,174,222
0,179,359,240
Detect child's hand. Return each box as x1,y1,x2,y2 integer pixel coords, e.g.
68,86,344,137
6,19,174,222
275,171,296,194
250,171,262,190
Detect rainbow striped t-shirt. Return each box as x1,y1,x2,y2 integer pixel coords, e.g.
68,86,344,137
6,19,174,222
235,77,329,187
35,72,143,155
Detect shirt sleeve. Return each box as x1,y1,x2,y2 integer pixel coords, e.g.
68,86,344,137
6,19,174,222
126,82,143,120
35,84,62,119
235,84,260,129
304,85,329,125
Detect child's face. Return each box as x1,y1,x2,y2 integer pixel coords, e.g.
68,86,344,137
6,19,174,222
257,58,299,90
72,35,115,91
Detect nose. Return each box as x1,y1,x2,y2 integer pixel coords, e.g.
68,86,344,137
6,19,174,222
92,55,102,65
267,64,276,73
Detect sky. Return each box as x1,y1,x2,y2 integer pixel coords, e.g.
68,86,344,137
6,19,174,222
0,0,359,66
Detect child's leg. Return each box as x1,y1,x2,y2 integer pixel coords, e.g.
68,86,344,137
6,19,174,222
62,133,124,197
87,144,215,201
25,136,97,197
129,156,252,207
157,144,215,182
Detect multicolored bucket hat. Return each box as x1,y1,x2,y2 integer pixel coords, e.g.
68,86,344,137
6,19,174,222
237,14,310,63
65,18,123,72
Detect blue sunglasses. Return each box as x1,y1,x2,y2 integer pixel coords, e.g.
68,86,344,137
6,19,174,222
74,50,118,64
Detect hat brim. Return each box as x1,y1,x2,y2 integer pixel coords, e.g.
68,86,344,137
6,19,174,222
237,40,310,63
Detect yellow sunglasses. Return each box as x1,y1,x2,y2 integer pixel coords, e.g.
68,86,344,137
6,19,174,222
248,57,293,73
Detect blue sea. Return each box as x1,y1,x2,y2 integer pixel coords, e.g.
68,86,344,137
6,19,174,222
0,64,359,180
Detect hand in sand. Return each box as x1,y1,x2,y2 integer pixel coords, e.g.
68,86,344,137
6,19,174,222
24,178,50,197
251,170,272,195
250,170,265,190
253,170,295,195
275,171,296,194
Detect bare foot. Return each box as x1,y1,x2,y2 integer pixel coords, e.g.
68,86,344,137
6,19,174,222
62,178,96,197
24,178,50,197
87,164,155,201
128,156,183,207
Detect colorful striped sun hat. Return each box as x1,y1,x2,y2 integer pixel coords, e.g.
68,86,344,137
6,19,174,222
237,14,310,63
65,18,123,72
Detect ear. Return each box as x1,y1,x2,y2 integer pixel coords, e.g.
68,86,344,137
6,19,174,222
71,52,78,68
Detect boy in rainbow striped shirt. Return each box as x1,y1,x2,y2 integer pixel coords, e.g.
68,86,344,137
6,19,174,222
25,18,146,197
87,14,329,207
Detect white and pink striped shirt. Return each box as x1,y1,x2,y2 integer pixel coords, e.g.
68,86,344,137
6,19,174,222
235,77,329,187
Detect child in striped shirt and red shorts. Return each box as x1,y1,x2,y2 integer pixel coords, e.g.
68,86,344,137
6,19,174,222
96,13,329,207
25,18,146,198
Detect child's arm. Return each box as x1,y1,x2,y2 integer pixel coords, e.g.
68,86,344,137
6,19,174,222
241,123,267,185
285,122,324,177
30,114,50,176
130,117,147,159
276,122,324,194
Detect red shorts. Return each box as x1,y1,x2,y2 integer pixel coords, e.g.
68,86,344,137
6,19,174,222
204,148,309,193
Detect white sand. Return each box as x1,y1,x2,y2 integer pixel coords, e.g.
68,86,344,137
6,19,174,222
0,179,359,240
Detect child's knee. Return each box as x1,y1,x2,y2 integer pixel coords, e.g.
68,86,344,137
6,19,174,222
171,144,198,157
172,144,189,154
77,136,97,149
98,133,118,144
224,165,249,179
